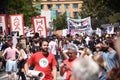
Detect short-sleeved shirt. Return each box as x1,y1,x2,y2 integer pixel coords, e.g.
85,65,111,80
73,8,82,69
102,50,118,71
3,47,19,60
27,52,57,80
63,58,77,80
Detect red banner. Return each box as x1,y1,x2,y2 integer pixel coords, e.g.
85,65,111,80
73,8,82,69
10,14,24,35
0,14,8,35
32,16,47,37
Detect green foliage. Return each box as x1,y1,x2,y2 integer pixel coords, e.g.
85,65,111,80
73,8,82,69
0,0,40,27
80,0,111,29
108,13,120,23
80,0,120,29
105,0,120,13
53,13,67,30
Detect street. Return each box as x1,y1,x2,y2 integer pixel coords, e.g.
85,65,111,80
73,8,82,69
0,71,65,80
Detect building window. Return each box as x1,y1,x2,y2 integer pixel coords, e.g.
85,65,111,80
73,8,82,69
64,4,69,9
41,4,44,9
57,12,61,16
47,4,52,9
47,0,52,1
73,11,78,17
56,4,61,9
73,4,78,8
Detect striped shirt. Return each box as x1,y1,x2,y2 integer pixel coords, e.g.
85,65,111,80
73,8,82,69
102,50,118,71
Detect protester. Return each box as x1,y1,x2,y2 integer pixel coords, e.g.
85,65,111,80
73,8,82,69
101,39,118,71
16,43,27,80
24,39,57,80
92,54,107,80
2,38,20,80
106,37,120,80
93,44,103,55
60,44,77,80
49,37,59,71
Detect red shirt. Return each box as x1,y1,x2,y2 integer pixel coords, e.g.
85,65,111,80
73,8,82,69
28,52,57,80
63,58,77,80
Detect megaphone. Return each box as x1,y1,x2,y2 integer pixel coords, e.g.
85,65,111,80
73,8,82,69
28,70,45,79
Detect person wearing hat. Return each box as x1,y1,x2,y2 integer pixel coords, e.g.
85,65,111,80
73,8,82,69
60,44,78,80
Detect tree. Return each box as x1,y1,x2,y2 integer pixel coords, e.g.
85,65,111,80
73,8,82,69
0,0,40,27
53,13,67,30
105,0,120,13
80,0,111,29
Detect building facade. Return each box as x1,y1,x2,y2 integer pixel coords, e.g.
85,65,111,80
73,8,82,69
40,0,83,18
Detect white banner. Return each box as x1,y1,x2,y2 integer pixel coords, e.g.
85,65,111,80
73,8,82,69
32,16,47,37
10,14,24,35
0,14,8,35
67,17,92,35
107,26,114,34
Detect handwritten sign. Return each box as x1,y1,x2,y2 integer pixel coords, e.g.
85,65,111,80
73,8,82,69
32,16,47,37
10,14,24,35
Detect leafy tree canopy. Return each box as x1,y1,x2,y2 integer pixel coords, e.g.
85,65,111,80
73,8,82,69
0,0,40,27
53,13,67,30
80,0,111,29
80,0,120,29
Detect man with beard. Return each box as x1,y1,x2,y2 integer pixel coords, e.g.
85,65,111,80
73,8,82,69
24,39,57,80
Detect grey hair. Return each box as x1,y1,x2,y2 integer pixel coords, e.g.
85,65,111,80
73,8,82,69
72,58,99,80
67,44,77,51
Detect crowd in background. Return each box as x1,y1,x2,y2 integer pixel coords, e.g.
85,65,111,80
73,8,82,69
0,31,120,80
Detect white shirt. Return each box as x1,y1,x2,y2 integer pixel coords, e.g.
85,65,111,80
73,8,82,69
49,41,58,55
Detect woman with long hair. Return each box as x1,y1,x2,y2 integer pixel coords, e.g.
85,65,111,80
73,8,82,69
16,43,27,80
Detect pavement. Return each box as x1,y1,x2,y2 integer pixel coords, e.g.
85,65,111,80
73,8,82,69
0,71,65,80
0,55,66,80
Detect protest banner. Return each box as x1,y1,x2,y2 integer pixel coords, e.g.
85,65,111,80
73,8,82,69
32,16,47,37
67,17,92,35
0,14,8,35
10,14,24,35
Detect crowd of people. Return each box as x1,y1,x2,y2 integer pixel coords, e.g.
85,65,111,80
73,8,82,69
0,32,120,80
